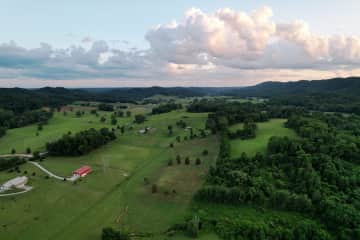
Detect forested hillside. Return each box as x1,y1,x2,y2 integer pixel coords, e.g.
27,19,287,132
1,77,360,114
229,77,360,114
189,100,360,239
228,77,360,97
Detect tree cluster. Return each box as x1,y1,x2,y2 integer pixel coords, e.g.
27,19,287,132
152,103,182,114
101,227,130,240
195,112,360,239
0,109,53,129
98,103,114,112
46,128,116,156
188,100,268,133
134,114,146,124
228,121,257,139
0,157,26,171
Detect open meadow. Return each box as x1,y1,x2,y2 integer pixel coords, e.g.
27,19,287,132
229,119,297,158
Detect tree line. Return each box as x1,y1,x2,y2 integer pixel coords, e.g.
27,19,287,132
46,128,116,156
0,109,53,138
188,100,269,133
0,157,26,171
151,103,182,114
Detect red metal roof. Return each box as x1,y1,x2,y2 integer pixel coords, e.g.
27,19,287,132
73,166,92,175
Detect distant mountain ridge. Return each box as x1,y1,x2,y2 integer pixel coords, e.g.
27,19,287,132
228,77,360,97
1,77,360,113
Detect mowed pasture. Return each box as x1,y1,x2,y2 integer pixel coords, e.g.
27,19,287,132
0,105,219,240
229,119,297,158
0,110,128,155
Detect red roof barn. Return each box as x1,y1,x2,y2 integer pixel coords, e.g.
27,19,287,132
73,166,92,177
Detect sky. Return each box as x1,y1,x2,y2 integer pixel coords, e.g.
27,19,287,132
1,0,360,87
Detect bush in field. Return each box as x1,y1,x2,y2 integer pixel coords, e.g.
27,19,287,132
98,103,114,112
176,155,181,164
186,215,200,238
168,159,173,166
26,147,31,154
168,125,173,135
101,227,130,240
152,103,182,115
111,115,117,125
32,151,40,160
134,114,146,124
152,184,158,193
202,149,208,156
144,177,150,185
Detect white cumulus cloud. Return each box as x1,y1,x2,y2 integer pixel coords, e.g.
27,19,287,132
2,6,360,87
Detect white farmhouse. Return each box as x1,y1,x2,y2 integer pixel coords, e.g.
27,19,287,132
1,176,28,191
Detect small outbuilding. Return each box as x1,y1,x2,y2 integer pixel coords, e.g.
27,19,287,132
73,166,92,177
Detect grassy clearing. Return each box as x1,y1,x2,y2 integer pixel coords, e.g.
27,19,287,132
230,119,296,158
0,110,132,154
0,107,218,240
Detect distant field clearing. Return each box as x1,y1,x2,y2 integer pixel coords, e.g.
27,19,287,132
230,119,297,158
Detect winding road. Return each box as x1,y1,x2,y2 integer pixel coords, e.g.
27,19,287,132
28,161,64,180
0,153,77,197
0,186,33,197
28,161,77,181
0,154,33,159
0,153,72,181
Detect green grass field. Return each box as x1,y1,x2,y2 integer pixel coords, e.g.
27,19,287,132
0,106,219,240
229,119,296,158
0,110,127,154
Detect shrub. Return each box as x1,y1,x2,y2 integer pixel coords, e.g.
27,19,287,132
152,184,158,193
144,177,150,185
26,147,32,154
101,227,130,240
134,114,146,124
176,155,181,164
168,159,173,166
186,215,200,238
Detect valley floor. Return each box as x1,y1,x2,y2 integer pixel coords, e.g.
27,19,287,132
0,104,298,240
0,107,219,240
